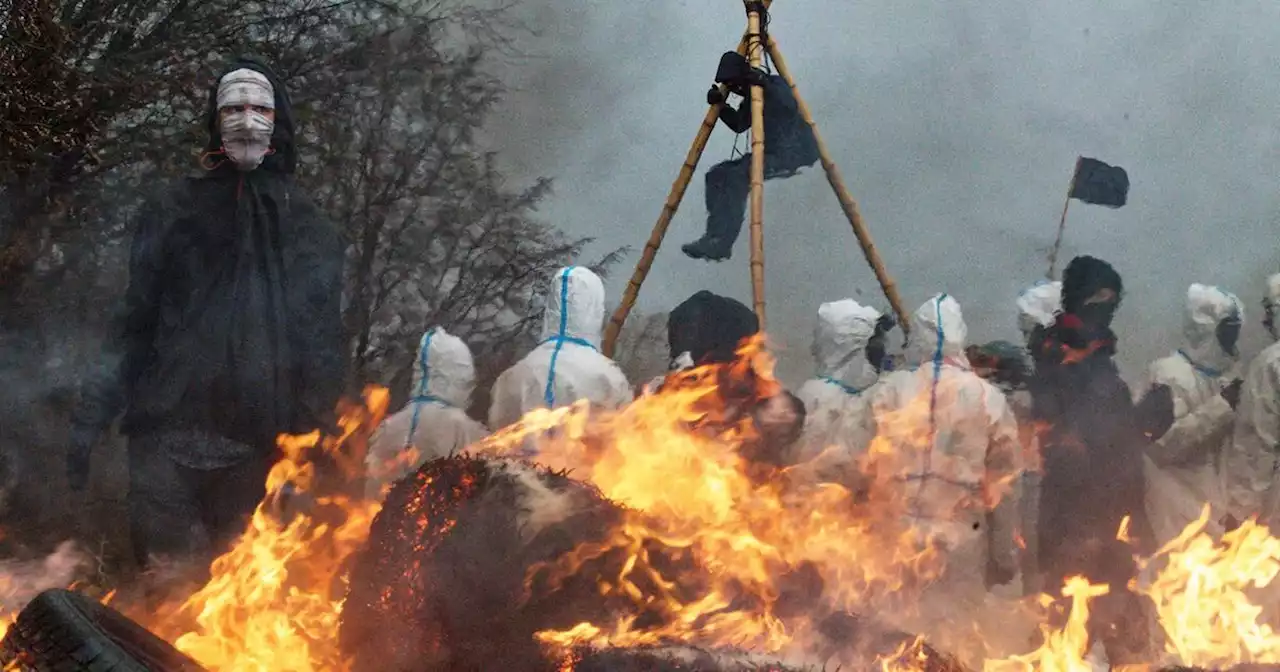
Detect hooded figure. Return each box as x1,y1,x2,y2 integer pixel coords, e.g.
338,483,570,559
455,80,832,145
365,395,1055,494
864,294,1022,665
1139,284,1242,545
366,328,488,499
659,291,806,473
68,56,345,568
1223,273,1280,523
1018,280,1060,581
1028,256,1169,663
792,300,885,466
488,266,632,430
682,52,820,262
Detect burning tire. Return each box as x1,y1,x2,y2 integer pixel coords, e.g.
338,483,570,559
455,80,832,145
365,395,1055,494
0,589,205,671
341,455,673,672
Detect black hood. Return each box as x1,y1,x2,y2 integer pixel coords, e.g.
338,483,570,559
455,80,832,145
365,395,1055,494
203,55,297,174
668,291,760,365
1061,255,1122,315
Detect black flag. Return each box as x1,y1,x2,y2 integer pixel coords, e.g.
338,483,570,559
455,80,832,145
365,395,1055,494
1069,157,1129,208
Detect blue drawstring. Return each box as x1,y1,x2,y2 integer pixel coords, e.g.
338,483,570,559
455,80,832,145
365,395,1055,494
1177,349,1222,378
543,267,580,407
821,376,864,396
406,329,437,447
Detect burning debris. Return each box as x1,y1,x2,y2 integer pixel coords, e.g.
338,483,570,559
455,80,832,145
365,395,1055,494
340,454,708,672
4,337,1280,671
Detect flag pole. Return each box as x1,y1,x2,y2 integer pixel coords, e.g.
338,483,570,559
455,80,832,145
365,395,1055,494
1046,156,1082,280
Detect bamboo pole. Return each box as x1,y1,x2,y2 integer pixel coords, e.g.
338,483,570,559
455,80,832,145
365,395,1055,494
600,37,753,357
1046,156,1082,280
746,3,767,327
765,38,911,336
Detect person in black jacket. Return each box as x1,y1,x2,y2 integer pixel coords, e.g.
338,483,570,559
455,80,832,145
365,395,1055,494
682,52,820,262
68,56,346,569
1028,256,1172,664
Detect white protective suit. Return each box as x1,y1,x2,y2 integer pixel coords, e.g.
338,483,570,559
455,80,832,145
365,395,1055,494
1016,280,1062,344
488,266,632,430
1012,279,1060,596
366,327,488,499
1139,284,1242,544
793,300,882,467
1223,274,1280,522
865,294,1024,663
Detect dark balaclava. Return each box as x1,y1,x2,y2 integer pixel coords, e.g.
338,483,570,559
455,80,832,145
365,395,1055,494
1061,255,1124,330
863,314,896,372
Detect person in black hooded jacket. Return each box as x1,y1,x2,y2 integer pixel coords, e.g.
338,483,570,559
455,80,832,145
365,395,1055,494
68,56,345,569
1028,255,1173,663
659,291,805,477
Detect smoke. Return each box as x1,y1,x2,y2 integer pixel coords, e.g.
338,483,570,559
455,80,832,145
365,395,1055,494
0,541,91,615
485,0,1280,386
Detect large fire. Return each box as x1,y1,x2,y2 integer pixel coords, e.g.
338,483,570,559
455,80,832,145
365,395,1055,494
475,335,958,661
3,340,1280,670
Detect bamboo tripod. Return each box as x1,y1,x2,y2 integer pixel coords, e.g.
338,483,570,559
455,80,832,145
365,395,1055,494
600,0,909,357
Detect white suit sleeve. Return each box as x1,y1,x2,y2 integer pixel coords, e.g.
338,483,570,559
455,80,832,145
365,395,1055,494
488,367,522,430
1145,363,1234,468
1244,360,1280,460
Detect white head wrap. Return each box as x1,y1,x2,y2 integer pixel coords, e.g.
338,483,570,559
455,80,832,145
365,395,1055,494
217,69,274,110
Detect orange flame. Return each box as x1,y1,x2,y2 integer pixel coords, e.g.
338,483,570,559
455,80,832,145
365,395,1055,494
472,335,1023,662
144,386,389,672
1137,504,1280,668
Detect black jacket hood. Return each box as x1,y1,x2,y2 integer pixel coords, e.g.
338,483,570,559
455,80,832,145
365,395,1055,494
203,55,297,174
668,291,760,365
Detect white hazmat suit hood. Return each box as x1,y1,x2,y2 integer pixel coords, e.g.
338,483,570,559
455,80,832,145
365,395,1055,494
1180,284,1243,377
366,327,488,499
1016,281,1061,343
1141,284,1242,544
488,266,632,431
798,300,882,407
903,293,969,368
793,300,883,466
1223,274,1280,521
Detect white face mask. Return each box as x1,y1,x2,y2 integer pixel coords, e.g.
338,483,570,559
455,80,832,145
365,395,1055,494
215,68,276,171
220,110,274,171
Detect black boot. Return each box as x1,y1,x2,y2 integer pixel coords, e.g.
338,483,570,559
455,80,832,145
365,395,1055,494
685,157,748,261
682,236,733,261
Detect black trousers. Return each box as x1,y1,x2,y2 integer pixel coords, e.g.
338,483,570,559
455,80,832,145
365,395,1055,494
701,151,814,248
127,433,273,568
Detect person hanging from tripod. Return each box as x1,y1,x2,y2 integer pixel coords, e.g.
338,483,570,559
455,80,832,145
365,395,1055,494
682,48,820,262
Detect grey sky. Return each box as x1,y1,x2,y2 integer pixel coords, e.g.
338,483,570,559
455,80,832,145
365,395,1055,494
488,0,1280,385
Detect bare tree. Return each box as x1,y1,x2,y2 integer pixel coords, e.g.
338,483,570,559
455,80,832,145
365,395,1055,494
613,311,670,388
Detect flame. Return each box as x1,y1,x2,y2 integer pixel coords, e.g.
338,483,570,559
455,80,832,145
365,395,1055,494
1117,515,1132,544
5,338,1280,672
984,577,1108,672
143,386,389,672
474,335,1018,661
1137,504,1280,668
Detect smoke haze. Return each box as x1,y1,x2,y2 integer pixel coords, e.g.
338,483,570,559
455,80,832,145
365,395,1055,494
487,0,1280,384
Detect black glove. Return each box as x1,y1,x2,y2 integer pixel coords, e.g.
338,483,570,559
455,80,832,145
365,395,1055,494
707,85,726,106
1222,378,1244,410
67,426,97,492
1135,383,1175,439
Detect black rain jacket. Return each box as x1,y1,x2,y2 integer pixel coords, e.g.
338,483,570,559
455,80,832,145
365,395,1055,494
72,56,345,455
